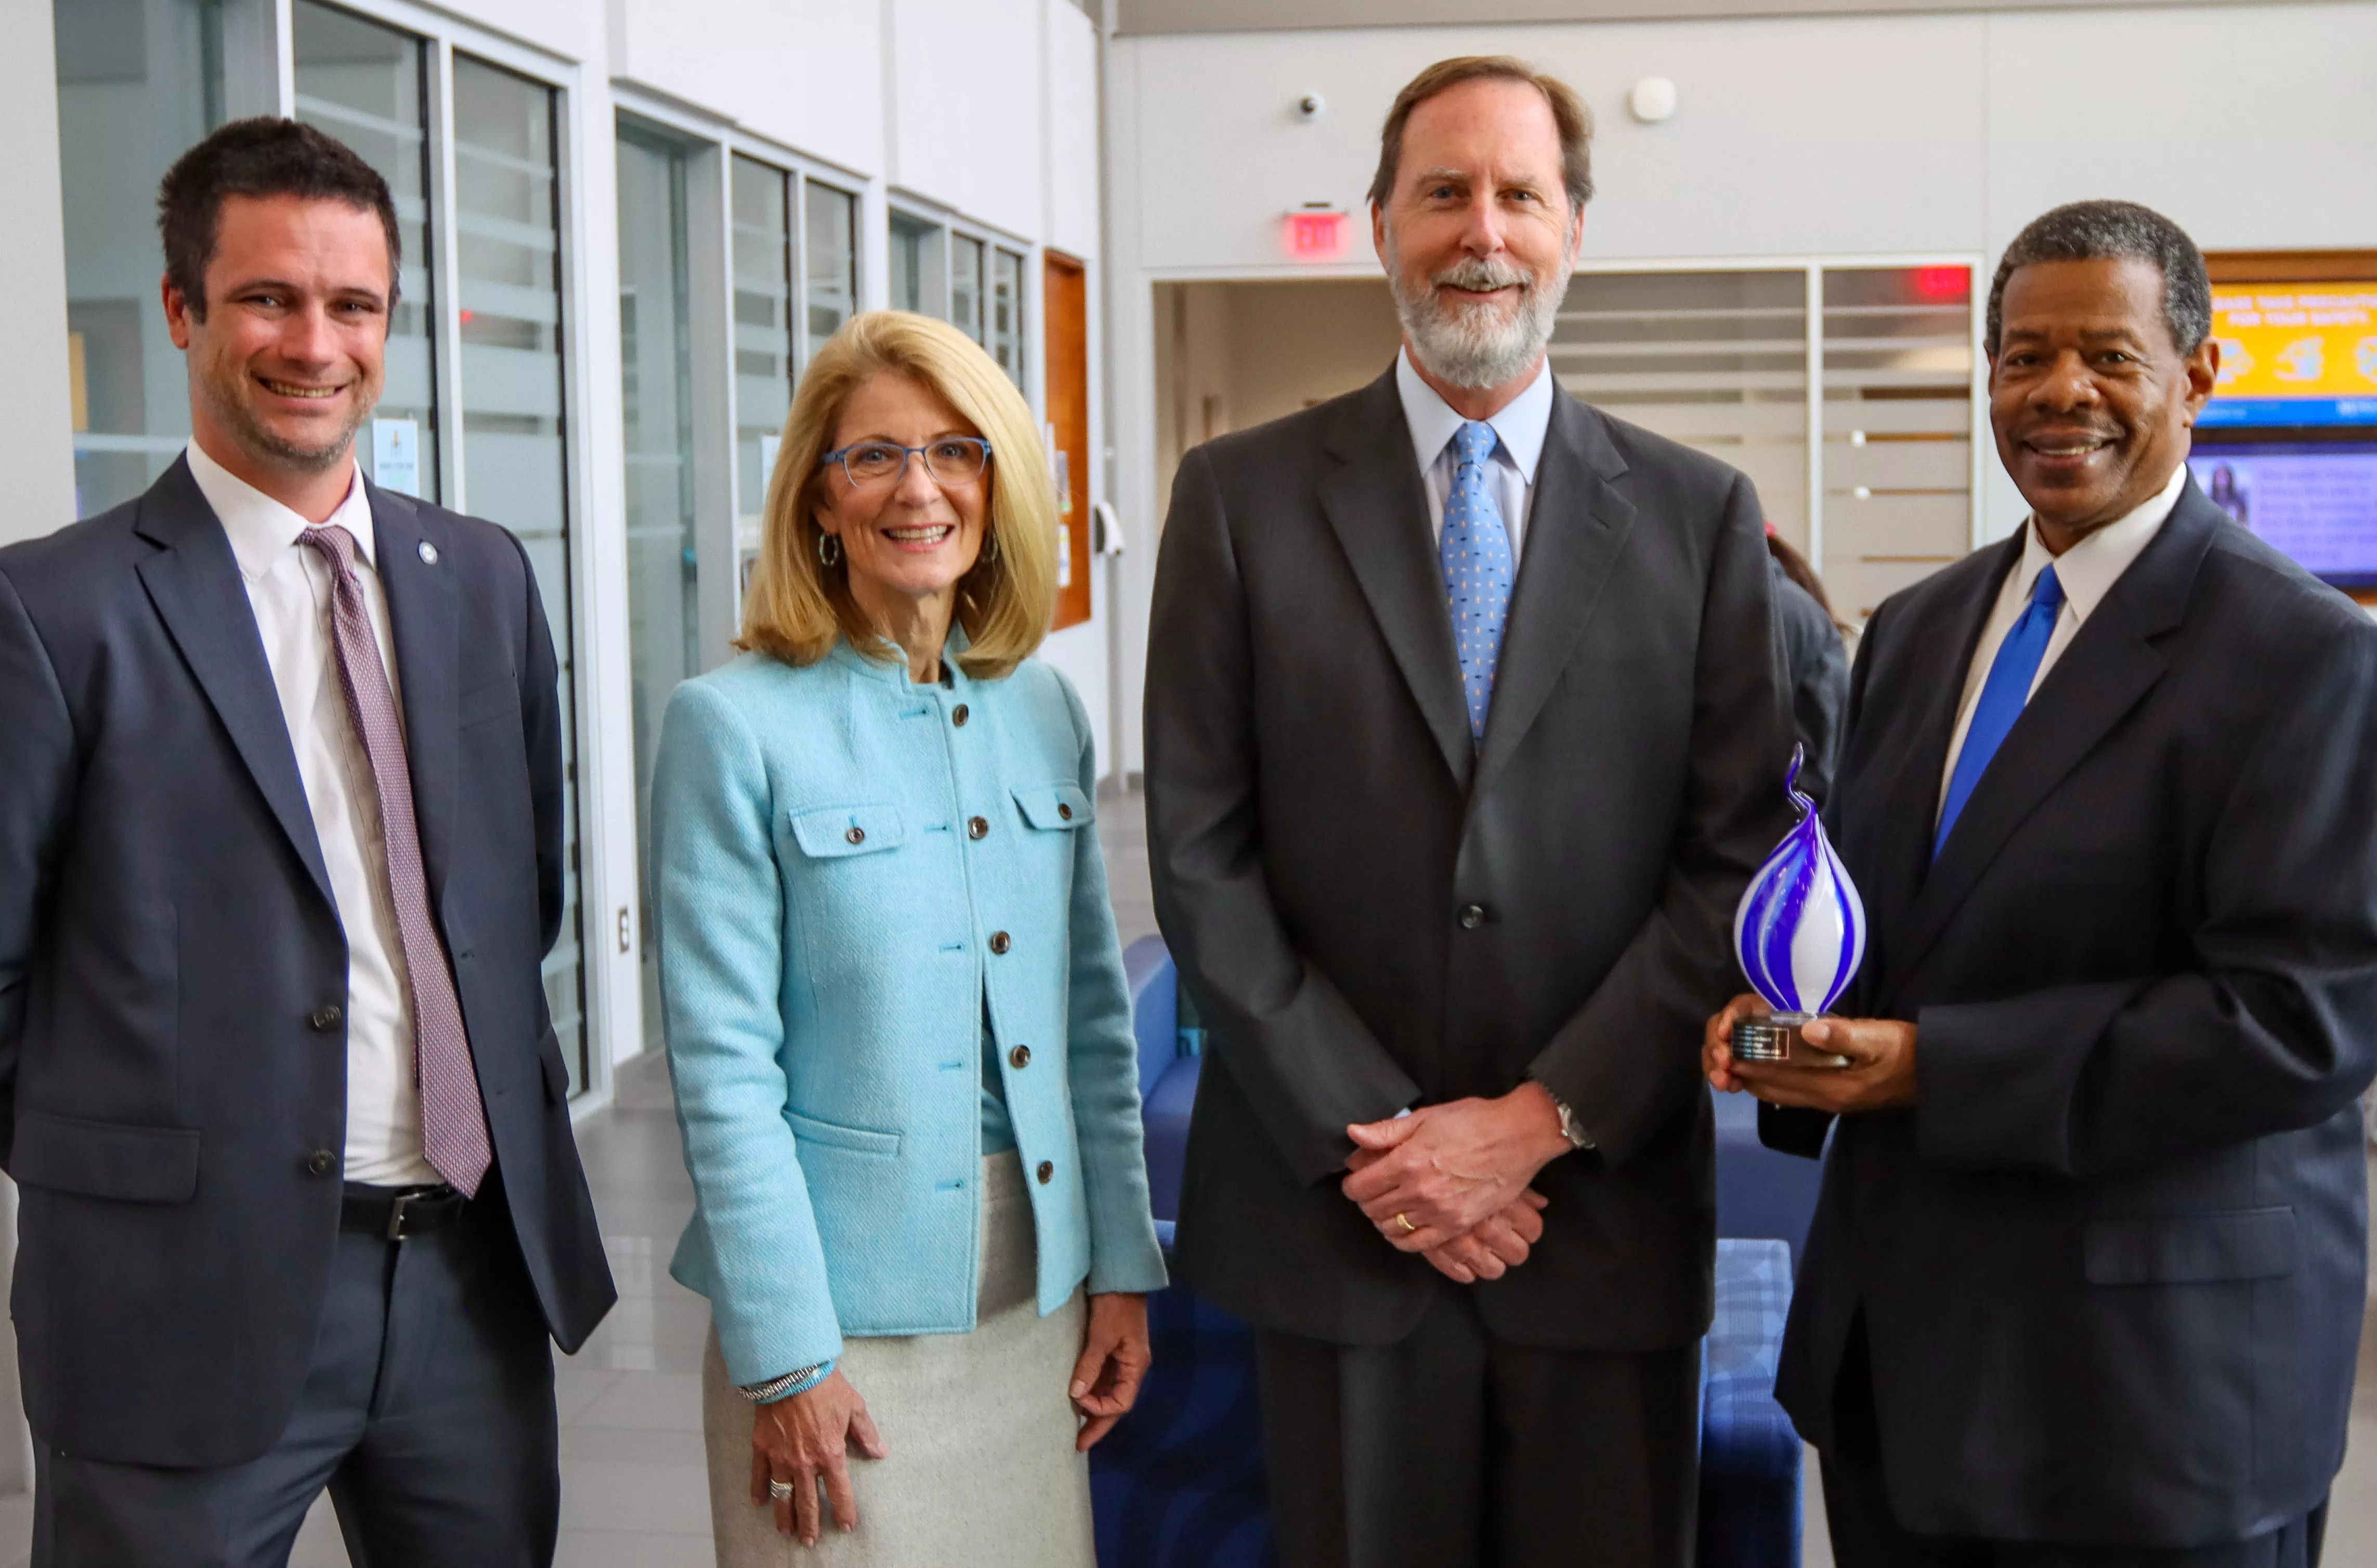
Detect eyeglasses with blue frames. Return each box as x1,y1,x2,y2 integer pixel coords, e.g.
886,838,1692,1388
818,436,994,490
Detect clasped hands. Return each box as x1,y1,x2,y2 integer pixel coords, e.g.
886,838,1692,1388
1340,1082,1572,1284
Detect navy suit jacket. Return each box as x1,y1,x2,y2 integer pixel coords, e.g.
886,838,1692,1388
0,457,615,1467
1764,479,2377,1547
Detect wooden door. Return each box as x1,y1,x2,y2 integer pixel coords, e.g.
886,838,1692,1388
1044,252,1092,630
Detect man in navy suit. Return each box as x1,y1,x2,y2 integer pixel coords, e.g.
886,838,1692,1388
1708,201,2377,1565
0,119,613,1564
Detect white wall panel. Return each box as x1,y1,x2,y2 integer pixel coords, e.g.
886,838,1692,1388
610,0,884,177
1982,3,2377,256
1129,15,1987,272
1045,0,1101,260
892,0,1044,237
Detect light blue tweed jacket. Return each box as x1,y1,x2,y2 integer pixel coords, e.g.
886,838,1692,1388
651,634,1168,1388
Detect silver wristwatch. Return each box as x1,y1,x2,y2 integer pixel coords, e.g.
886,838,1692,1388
1544,1087,1593,1151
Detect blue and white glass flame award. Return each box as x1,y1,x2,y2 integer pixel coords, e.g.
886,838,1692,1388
1730,748,1866,1066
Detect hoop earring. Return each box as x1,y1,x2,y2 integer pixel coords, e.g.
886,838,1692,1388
817,532,843,568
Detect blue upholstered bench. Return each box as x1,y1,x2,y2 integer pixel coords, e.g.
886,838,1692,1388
1093,938,1810,1568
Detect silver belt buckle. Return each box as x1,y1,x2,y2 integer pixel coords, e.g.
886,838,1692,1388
385,1191,418,1242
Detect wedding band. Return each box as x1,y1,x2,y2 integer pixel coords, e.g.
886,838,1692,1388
1395,1212,1417,1233
768,1478,796,1500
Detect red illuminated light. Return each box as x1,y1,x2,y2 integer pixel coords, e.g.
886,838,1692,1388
1285,210,1348,260
1912,265,1968,302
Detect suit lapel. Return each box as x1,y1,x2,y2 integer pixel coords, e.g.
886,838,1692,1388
1472,391,1637,800
369,485,460,906
1888,491,2217,988
1318,371,1475,790
133,458,336,910
1857,539,2017,996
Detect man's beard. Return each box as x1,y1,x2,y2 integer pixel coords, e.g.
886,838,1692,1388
198,360,375,475
1388,238,1574,391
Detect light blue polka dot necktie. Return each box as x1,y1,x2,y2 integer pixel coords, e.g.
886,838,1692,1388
1440,421,1514,744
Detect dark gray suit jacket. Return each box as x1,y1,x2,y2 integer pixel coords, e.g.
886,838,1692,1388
1765,480,2377,1547
0,458,616,1468
1146,367,1791,1351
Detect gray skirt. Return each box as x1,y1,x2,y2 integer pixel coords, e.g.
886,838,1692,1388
700,1151,1097,1567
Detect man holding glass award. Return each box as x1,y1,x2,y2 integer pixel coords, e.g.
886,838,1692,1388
1707,202,2377,1565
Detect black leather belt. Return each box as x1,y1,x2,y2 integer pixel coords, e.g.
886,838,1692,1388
341,1182,465,1242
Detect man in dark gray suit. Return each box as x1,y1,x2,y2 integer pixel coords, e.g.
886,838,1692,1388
1146,55,1790,1568
0,119,613,1564
1710,201,2377,1566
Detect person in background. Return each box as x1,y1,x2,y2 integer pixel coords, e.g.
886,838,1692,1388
1766,528,1850,804
0,118,615,1564
1145,54,1788,1567
652,310,1166,1565
1708,200,2377,1567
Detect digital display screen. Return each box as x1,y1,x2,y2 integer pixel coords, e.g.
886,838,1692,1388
2189,444,2377,587
2202,284,2377,428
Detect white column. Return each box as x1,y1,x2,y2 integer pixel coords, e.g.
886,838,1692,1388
0,0,76,547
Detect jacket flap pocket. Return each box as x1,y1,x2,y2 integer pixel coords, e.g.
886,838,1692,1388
456,678,522,727
1012,782,1093,831
12,1111,201,1203
2085,1207,2297,1286
788,803,907,858
782,1107,902,1158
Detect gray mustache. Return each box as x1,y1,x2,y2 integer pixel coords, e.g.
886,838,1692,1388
1431,261,1531,295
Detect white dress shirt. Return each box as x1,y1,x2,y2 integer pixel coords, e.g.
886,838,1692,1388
1936,463,2188,821
186,440,438,1186
1396,348,1556,559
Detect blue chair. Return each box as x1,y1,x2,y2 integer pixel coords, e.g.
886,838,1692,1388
1711,1082,1824,1265
1701,1238,1803,1568
1095,937,1811,1568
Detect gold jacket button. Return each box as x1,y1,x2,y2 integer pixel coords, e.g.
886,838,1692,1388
1009,1044,1031,1069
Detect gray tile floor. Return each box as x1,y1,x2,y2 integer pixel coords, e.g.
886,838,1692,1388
10,787,2377,1565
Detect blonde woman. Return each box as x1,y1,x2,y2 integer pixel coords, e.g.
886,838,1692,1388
651,311,1165,1564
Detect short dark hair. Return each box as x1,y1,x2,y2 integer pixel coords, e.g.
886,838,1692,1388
1985,199,2210,357
158,117,400,320
1368,56,1594,216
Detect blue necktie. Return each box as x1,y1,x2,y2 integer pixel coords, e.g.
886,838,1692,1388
1934,564,2065,859
1440,422,1514,743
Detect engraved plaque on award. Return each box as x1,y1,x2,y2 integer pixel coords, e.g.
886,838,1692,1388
1731,747,1866,1068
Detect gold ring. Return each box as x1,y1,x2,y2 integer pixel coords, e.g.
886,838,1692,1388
1395,1212,1416,1233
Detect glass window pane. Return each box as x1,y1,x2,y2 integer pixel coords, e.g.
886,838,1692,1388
951,234,985,345
731,155,792,525
803,180,856,363
56,0,232,518
1555,266,1809,567
991,248,1025,387
1821,265,1976,619
292,1,437,500
889,210,944,320
617,126,700,1060
452,54,588,1092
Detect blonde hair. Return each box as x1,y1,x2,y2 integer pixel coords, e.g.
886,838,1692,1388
737,310,1057,680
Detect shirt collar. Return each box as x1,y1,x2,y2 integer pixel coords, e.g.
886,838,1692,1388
1395,348,1555,482
185,439,374,583
2009,461,2187,624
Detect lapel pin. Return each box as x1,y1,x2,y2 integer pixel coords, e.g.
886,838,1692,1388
418,540,439,565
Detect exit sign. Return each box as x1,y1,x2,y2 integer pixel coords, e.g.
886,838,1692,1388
1284,208,1348,260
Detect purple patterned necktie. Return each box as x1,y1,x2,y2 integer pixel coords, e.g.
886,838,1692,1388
301,524,492,1196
